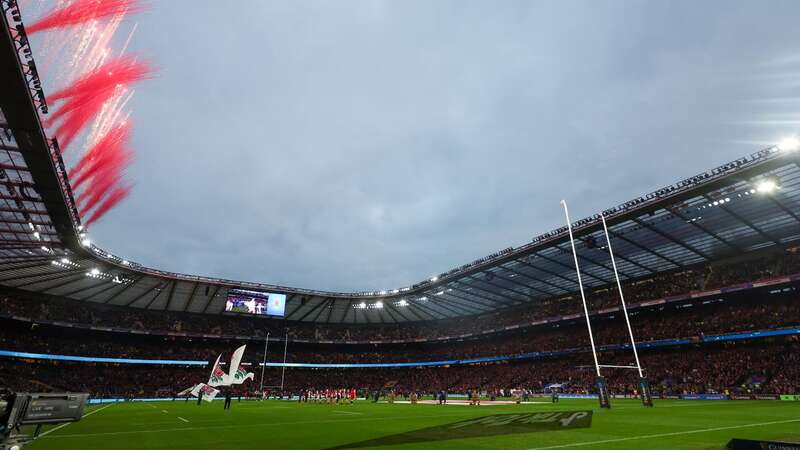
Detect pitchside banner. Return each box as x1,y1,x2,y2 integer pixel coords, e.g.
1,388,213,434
727,438,800,450
325,411,593,449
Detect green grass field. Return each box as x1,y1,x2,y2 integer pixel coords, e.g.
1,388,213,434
25,398,800,450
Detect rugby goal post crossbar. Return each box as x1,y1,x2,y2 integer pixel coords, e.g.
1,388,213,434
560,200,652,408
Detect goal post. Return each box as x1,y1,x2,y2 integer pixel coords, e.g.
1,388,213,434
560,200,652,408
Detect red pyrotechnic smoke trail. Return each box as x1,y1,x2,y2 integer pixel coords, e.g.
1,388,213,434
48,56,150,103
46,57,150,151
68,121,133,227
83,184,131,227
69,121,130,184
26,0,142,35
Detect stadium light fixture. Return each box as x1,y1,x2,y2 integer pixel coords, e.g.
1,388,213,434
90,268,100,276
358,302,366,309
777,136,800,152
375,301,383,308
81,237,91,247
756,179,777,193
397,299,408,306
60,258,69,264
430,276,438,282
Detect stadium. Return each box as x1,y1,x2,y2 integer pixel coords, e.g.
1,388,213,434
1,1,800,449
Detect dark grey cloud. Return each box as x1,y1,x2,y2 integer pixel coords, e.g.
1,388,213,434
76,0,800,291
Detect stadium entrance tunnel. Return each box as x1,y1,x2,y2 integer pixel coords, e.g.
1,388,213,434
324,411,593,449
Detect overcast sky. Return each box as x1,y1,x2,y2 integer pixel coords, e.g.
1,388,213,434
38,0,800,292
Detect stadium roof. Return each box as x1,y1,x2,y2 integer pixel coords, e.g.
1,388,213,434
1,9,800,324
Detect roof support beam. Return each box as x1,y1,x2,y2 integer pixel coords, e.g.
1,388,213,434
497,264,569,295
294,297,328,321
14,271,82,289
310,298,332,323
437,288,495,309
667,206,742,253
41,274,89,293
532,251,609,285
605,229,684,269
437,293,485,314
385,301,413,322
125,283,159,307
69,279,125,300
181,282,200,312
706,194,782,246
163,281,178,311
448,282,517,307
482,270,553,297
101,277,144,304
515,257,579,289
631,217,710,260
143,282,169,309
202,285,223,313
465,275,531,302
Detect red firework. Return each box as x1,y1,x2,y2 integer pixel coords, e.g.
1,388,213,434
26,0,142,35
83,185,132,227
68,121,129,179
49,56,151,103
46,57,151,151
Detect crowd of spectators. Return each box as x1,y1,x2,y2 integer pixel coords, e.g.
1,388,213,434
1,250,798,344
0,288,798,366
1,341,796,399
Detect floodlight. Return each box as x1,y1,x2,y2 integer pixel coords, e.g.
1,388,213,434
756,179,777,193
430,276,438,282
81,238,91,247
397,299,408,306
358,302,366,309
90,268,100,276
61,258,69,264
777,136,800,152
375,301,383,308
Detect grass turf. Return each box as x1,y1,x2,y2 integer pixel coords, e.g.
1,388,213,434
25,398,800,450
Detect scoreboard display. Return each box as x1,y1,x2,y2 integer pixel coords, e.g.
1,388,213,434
225,289,286,317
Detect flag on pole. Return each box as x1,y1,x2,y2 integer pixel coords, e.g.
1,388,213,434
208,354,229,387
190,383,219,402
176,386,194,396
231,366,255,384
227,345,255,385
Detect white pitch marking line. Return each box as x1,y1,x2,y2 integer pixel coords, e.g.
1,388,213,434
177,417,189,423
38,403,114,438
332,410,363,415
525,418,800,450
161,410,168,414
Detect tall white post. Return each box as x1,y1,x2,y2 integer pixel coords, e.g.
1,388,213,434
600,213,644,378
259,331,270,392
561,200,601,377
279,333,288,391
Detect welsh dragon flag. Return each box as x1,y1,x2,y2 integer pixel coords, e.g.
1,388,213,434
227,345,255,385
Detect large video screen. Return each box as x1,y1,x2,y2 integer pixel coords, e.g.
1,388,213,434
225,289,286,317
